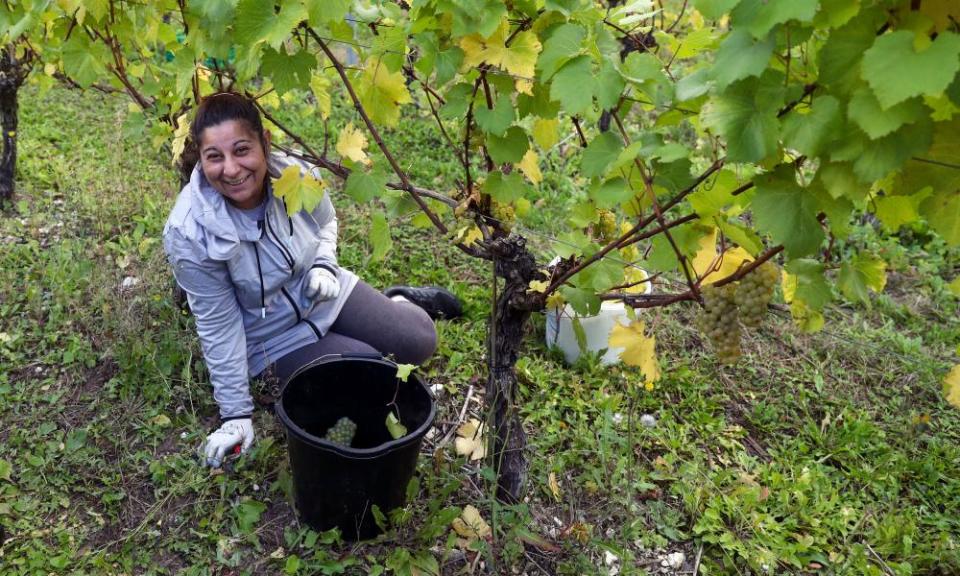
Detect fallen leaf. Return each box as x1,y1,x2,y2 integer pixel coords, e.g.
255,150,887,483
451,504,491,540
944,364,960,409
454,418,486,460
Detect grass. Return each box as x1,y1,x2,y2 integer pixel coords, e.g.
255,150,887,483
0,84,958,575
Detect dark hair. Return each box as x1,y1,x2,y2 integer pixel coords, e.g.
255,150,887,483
178,92,267,185
190,92,265,144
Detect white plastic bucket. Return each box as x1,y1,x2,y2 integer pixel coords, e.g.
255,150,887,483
544,269,653,366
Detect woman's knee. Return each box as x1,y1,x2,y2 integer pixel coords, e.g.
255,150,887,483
396,308,437,365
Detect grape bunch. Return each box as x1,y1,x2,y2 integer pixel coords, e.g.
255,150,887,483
698,284,742,364
323,417,357,447
597,209,617,240
735,262,779,328
490,201,515,231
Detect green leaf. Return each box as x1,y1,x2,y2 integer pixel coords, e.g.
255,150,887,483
482,171,529,202
874,194,919,232
537,23,586,81
235,500,266,532
817,162,865,203
235,0,306,50
596,59,625,110
781,95,842,157
0,459,11,482
62,34,107,88
920,189,960,246
344,169,388,203
581,132,624,178
590,177,634,208
731,0,819,39
486,126,529,164
693,0,741,20
701,74,784,163
385,412,408,440
305,0,350,26
847,89,926,140
896,118,960,196
818,15,878,93
676,68,713,102
813,0,860,29
561,285,601,316
475,93,515,136
395,364,415,382
621,52,666,85
550,55,595,116
355,58,413,127
785,259,832,310
838,254,887,305
751,166,825,257
688,170,741,218
862,31,960,109
262,46,315,96
710,29,776,90
853,117,934,182
370,212,392,261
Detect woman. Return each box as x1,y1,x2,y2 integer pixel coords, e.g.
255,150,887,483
163,93,461,467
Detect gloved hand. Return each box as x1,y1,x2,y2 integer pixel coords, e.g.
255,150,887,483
305,268,340,301
203,418,254,468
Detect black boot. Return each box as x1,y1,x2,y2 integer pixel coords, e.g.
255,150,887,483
384,286,463,320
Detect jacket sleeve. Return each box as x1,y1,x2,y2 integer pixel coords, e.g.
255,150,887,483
309,166,341,277
164,231,254,419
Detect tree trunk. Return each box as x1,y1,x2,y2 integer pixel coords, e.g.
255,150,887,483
486,234,541,502
0,49,22,205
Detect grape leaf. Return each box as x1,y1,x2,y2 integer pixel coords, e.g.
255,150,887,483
783,259,832,310
273,165,326,215
355,58,413,127
710,29,775,90
692,0,741,20
532,117,560,149
920,189,960,246
853,117,934,182
475,93,515,136
483,171,529,202
847,89,926,140
262,46,315,96
896,118,960,196
385,412,407,439
608,320,661,385
874,194,919,232
731,0,819,39
62,34,108,88
550,55,595,116
781,95,842,157
304,0,350,26
517,150,542,185
838,253,887,305
336,123,370,165
460,18,542,80
751,167,824,257
818,14,878,92
486,126,529,164
590,177,634,208
861,30,960,109
344,169,387,203
310,72,332,120
235,0,305,50
701,74,784,163
370,211,392,261
581,132,624,178
537,22,586,81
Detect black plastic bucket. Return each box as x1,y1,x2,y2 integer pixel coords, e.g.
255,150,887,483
275,354,435,540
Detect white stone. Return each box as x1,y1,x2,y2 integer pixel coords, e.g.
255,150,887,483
640,414,657,428
121,276,140,290
664,552,685,569
603,550,619,566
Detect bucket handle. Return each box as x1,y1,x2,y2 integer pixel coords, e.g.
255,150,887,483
338,352,386,360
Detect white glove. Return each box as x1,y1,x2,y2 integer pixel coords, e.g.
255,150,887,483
305,268,340,301
203,418,254,468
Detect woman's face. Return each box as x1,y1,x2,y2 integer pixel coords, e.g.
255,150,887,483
198,119,271,209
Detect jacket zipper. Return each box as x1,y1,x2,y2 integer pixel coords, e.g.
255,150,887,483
280,286,322,339
265,213,295,272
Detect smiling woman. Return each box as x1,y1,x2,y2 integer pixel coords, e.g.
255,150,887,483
162,92,463,468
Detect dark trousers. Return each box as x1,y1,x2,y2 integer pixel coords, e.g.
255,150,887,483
267,280,437,385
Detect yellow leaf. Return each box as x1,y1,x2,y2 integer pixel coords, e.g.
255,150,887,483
690,229,754,285
548,472,561,501
170,113,190,167
309,72,332,120
608,320,661,385
455,225,483,248
517,149,542,185
451,505,491,540
789,299,824,333
459,19,542,80
781,269,798,303
273,165,326,215
454,418,486,461
944,365,960,409
335,123,370,165
356,57,412,127
533,118,559,149
150,414,171,427
527,279,549,293
623,267,650,294
546,292,565,311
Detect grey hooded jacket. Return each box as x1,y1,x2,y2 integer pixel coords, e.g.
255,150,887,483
163,151,358,419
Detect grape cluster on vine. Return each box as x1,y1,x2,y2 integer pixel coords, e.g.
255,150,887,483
323,417,357,447
698,263,780,364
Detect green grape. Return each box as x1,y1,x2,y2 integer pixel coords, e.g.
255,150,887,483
491,201,515,231
597,209,617,240
698,284,741,364
323,417,357,447
735,262,779,328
